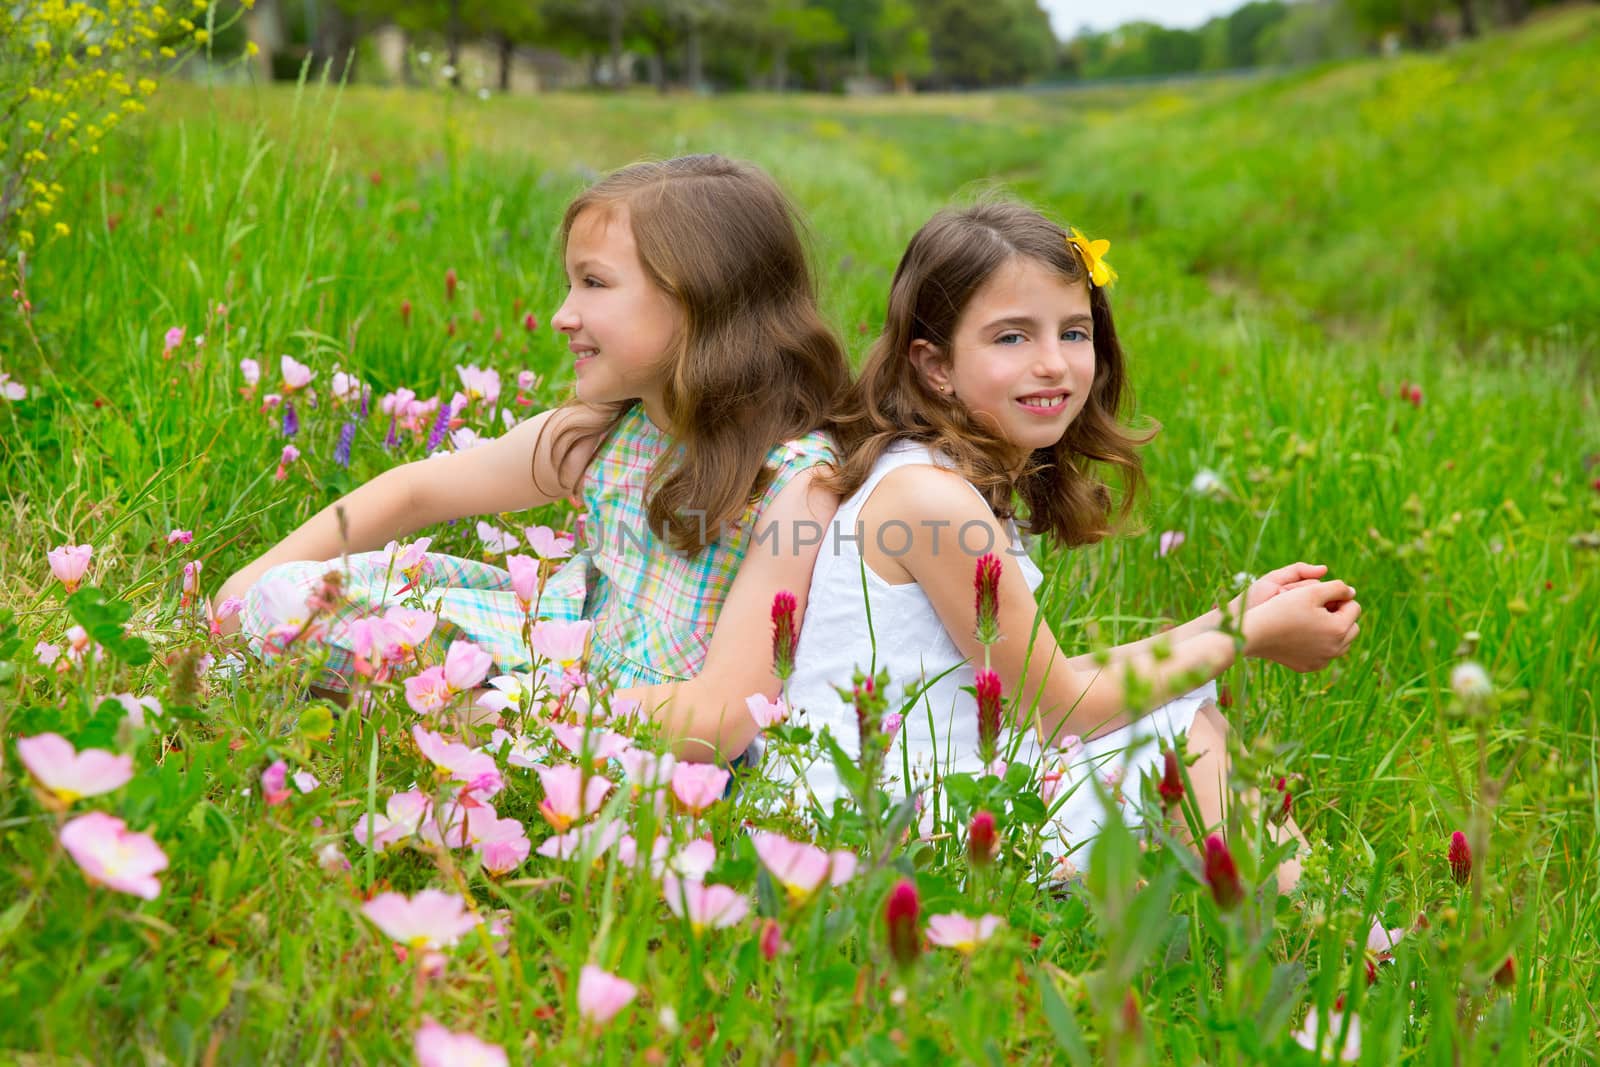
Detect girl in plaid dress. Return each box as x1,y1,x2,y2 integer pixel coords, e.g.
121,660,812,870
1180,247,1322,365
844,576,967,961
217,156,848,762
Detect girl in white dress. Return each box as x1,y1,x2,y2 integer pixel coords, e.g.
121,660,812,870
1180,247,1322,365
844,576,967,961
779,202,1362,882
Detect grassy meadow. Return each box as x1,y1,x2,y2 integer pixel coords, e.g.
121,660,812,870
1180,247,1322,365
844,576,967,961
2,6,1598,1062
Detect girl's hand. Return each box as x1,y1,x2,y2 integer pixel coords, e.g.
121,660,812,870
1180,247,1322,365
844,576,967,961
1242,562,1329,611
1241,579,1361,672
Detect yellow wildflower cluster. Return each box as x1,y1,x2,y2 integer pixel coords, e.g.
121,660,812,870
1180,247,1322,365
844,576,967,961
0,0,244,252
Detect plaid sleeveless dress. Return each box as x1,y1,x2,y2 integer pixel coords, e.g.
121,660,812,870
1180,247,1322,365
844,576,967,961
239,403,835,691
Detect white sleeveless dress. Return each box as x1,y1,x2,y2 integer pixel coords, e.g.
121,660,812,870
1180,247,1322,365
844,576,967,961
777,440,1215,864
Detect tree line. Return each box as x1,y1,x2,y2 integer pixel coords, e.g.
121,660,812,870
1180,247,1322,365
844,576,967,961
223,0,1585,93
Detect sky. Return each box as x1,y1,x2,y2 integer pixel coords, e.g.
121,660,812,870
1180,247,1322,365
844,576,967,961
1040,0,1246,36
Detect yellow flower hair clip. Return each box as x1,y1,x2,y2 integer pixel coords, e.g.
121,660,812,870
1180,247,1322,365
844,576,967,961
1067,227,1117,288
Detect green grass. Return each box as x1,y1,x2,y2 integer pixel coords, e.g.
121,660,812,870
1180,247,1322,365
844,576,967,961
2,7,1597,1062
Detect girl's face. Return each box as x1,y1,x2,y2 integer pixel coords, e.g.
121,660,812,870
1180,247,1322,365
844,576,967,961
552,205,683,426
915,256,1096,452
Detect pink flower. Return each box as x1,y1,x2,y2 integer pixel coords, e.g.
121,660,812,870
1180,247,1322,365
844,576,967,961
60,812,168,899
352,790,433,851
443,639,493,691
317,841,351,873
380,606,437,660
529,619,591,670
251,574,324,654
110,693,163,729
536,763,611,831
577,965,637,1027
239,357,261,387
925,913,1004,953
181,559,203,606
671,762,730,814
293,770,320,794
470,811,531,875
404,666,454,714
0,369,27,401
360,889,481,950
17,733,133,802
524,525,574,560
412,726,502,799
262,760,291,806
331,369,364,403
1366,920,1405,960
745,693,789,730
882,711,903,739
617,749,677,794
414,1020,507,1067
668,838,717,880
47,543,93,592
517,369,538,389
166,528,193,546
661,873,750,932
163,325,185,353
1294,1005,1362,1061
280,355,314,391
537,819,624,863
1157,530,1186,558
456,364,501,405
549,724,632,767
34,640,62,667
476,521,520,555
751,831,858,903
506,554,540,612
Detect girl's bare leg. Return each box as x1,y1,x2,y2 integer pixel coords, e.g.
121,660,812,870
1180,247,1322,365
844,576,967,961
1181,700,1306,894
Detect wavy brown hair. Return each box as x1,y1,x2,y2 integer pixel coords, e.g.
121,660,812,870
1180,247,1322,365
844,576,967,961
535,155,849,554
821,200,1153,547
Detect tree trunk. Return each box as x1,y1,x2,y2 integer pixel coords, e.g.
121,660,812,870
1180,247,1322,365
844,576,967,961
1456,0,1478,36
1499,0,1525,24
447,0,462,87
648,49,666,93
498,35,514,91
608,0,627,87
246,0,280,81
773,41,788,91
685,23,702,92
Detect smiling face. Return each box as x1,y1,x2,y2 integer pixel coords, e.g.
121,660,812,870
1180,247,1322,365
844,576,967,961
912,255,1096,453
551,204,684,426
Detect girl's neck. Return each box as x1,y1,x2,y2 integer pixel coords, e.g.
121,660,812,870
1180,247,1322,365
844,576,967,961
638,392,671,433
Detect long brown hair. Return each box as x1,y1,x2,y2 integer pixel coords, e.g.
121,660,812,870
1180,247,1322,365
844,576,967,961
822,200,1152,547
536,155,849,554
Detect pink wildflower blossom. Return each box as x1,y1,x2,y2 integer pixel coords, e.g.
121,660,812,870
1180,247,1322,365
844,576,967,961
529,619,591,670
404,666,453,714
412,726,503,799
475,521,520,556
745,694,789,729
577,965,637,1027
443,639,493,691
536,763,611,831
17,733,133,802
661,873,750,932
751,831,858,903
414,1020,507,1067
1157,530,1186,558
506,555,540,613
925,913,1004,953
166,528,193,545
456,364,501,405
111,693,163,729
280,355,314,391
671,763,730,814
352,790,434,851
239,357,261,387
360,889,481,950
47,543,93,592
59,811,168,899
524,525,575,560
262,760,291,806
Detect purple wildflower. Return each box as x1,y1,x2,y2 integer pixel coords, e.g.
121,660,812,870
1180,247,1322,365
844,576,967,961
281,399,299,437
383,413,399,450
425,398,453,453
334,421,357,467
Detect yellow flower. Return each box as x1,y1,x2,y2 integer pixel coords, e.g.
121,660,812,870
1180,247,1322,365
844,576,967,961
245,41,259,57
1067,227,1118,288
194,28,209,43
55,222,71,238
20,231,35,248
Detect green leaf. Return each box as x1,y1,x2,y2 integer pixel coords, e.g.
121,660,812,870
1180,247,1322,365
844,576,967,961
1037,969,1092,1067
298,704,335,741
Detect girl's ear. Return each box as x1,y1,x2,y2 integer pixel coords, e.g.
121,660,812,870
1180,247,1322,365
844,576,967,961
908,339,951,395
